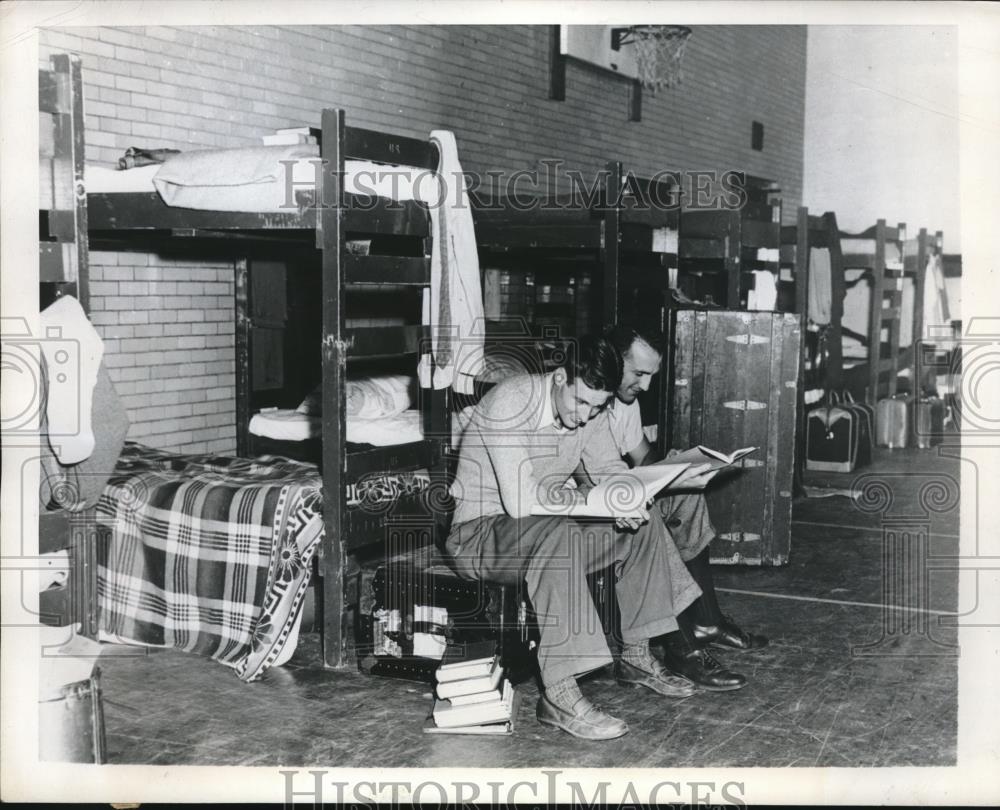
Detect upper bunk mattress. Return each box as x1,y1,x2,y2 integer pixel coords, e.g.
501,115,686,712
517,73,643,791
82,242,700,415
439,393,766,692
82,145,440,213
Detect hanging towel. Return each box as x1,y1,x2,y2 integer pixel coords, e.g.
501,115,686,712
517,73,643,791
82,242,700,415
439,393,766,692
808,247,832,325
923,252,949,337
39,296,104,464
747,270,778,310
417,130,485,395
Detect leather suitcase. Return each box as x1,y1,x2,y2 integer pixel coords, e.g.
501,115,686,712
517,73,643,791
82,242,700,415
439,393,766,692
805,391,873,472
913,395,946,448
667,310,801,566
876,395,911,448
805,403,858,472
839,391,873,468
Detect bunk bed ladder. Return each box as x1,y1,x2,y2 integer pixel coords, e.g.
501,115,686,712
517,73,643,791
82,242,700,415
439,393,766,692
867,220,905,402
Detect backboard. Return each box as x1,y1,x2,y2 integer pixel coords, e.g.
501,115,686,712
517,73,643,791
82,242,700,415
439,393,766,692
559,25,640,81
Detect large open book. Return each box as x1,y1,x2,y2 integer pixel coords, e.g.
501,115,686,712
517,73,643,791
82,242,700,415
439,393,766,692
529,463,690,519
662,446,758,472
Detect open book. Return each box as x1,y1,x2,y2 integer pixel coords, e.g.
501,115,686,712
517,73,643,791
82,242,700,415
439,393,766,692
529,463,690,519
662,446,758,471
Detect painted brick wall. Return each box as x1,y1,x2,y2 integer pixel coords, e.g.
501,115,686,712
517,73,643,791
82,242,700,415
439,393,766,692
40,24,806,452
87,251,236,454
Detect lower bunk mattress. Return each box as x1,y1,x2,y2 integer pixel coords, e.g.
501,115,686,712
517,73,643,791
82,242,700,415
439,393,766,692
96,442,324,681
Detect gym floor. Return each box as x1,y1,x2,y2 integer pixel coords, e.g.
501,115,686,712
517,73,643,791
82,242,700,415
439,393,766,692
91,446,960,768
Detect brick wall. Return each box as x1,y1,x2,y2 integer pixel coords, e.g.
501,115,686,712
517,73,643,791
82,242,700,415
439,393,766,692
40,24,807,452
88,251,236,454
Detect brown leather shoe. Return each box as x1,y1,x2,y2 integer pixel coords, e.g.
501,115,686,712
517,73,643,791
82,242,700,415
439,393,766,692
614,655,698,698
536,695,629,740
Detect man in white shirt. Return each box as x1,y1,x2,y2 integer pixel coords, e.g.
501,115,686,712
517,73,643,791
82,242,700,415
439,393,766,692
580,325,769,692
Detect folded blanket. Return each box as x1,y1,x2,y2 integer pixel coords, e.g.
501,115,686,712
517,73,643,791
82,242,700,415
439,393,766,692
96,443,323,681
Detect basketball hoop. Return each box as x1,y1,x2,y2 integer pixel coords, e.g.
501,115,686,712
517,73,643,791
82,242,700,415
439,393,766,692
611,25,692,92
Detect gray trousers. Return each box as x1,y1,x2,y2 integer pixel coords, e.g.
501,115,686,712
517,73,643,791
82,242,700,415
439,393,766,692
657,492,716,562
445,513,701,687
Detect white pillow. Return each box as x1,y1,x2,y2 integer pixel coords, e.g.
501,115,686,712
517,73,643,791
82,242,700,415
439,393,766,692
297,375,413,419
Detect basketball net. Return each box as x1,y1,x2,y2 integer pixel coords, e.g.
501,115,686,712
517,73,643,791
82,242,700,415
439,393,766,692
623,25,692,92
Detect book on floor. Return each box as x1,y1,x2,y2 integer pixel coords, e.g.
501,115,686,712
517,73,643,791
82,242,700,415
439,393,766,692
435,656,503,699
433,678,514,728
529,463,690,519
661,445,758,471
422,716,514,735
436,640,497,681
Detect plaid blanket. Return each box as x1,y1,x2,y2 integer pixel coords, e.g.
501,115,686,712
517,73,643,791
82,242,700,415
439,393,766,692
96,443,323,681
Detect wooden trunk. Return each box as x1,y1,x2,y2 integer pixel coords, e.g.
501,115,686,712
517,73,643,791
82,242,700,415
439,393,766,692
666,309,801,566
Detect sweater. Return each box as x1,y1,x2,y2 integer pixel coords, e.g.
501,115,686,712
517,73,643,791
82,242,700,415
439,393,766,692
450,373,587,523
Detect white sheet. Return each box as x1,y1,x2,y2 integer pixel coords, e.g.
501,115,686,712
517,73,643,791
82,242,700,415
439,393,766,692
249,408,424,446
85,152,439,209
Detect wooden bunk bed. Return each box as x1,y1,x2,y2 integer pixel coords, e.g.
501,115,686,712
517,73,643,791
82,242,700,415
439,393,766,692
42,52,459,671
789,217,946,404
473,161,681,338
86,111,451,670
677,176,782,309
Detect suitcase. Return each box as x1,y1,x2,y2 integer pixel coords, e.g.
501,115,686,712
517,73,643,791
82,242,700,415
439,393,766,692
913,395,946,448
839,391,874,468
363,545,535,683
805,403,857,473
876,394,911,448
806,391,873,472
667,310,801,566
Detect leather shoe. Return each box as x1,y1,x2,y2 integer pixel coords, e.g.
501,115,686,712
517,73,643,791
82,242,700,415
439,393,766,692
536,695,629,740
660,645,748,692
693,615,769,651
615,656,698,698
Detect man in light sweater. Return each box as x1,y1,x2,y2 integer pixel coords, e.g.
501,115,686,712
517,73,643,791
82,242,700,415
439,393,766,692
446,335,704,741
580,325,769,692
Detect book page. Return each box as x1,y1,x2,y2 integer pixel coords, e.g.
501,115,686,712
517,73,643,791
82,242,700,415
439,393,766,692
530,464,689,518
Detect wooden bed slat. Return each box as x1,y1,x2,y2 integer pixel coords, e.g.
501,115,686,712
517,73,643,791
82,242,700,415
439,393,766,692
344,255,430,286
740,219,779,249
343,126,439,170
346,439,442,481
345,325,427,359
475,222,603,250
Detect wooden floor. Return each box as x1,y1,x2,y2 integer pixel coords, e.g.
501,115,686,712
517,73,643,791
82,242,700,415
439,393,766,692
91,446,959,768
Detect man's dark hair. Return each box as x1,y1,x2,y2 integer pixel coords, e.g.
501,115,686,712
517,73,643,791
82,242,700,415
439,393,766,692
604,324,665,358
564,334,623,393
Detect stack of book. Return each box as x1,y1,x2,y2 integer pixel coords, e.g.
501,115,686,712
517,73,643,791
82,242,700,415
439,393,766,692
423,646,518,735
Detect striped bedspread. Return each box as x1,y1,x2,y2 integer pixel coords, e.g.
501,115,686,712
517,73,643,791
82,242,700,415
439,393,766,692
96,443,323,681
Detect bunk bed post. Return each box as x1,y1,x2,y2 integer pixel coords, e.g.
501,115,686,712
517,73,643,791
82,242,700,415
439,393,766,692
912,227,928,391
725,210,741,308
793,206,810,492
318,108,349,669
868,219,888,402
43,54,90,308
824,212,845,391
602,161,623,328
234,258,251,457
